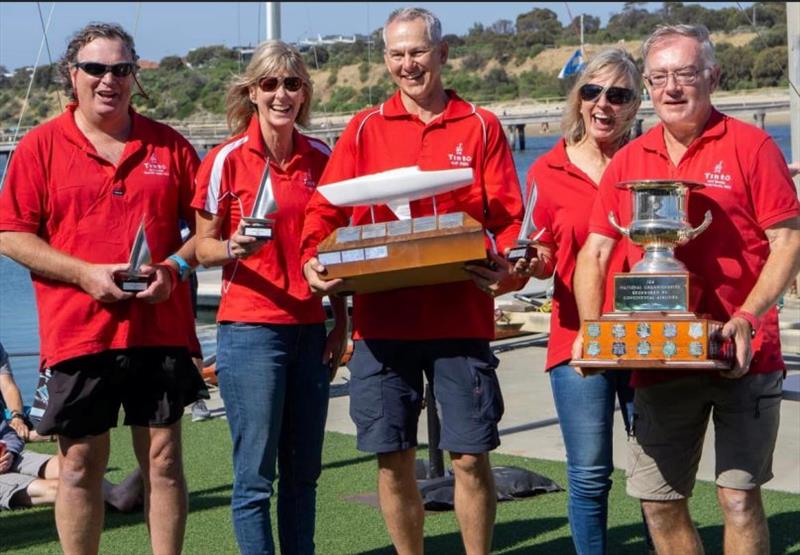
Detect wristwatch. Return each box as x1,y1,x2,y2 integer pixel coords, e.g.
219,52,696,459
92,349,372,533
10,410,26,422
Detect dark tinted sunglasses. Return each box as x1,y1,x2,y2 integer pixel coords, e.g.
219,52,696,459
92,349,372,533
73,61,136,78
579,84,635,105
258,76,303,93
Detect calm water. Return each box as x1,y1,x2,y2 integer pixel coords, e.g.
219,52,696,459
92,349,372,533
0,125,793,401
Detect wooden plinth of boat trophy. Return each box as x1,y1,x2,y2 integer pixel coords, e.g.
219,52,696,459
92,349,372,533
316,212,486,295
573,272,733,370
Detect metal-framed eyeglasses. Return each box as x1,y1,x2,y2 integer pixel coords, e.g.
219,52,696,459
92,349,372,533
644,66,708,88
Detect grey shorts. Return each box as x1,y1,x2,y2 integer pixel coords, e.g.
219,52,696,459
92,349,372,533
0,450,51,510
627,371,783,500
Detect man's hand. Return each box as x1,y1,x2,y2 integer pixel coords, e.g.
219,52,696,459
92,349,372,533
228,222,267,260
323,322,349,382
77,263,134,302
719,316,754,379
302,257,348,296
464,250,523,297
788,161,800,178
0,451,12,474
9,417,29,442
135,264,173,304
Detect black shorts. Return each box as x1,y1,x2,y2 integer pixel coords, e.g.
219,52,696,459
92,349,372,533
37,347,205,438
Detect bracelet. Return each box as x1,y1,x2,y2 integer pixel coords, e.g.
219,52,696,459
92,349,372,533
10,411,25,421
732,309,761,338
226,239,234,260
167,254,192,281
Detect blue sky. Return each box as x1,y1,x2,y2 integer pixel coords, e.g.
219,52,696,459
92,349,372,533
0,2,752,71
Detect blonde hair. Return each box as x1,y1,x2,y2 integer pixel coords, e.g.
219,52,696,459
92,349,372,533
225,40,313,135
561,48,642,150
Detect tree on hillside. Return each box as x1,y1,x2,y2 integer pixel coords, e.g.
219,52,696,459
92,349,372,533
489,19,515,35
752,46,787,87
186,45,236,67
716,44,755,90
160,56,185,71
516,8,561,36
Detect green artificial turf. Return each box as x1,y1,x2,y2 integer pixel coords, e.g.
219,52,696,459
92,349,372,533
1,417,798,554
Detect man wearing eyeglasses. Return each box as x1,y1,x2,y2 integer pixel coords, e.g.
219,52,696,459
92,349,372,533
0,22,204,555
573,24,800,555
301,7,524,555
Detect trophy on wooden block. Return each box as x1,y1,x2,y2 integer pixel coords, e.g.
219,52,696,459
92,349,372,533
572,180,734,370
315,166,488,295
242,166,277,239
506,180,545,264
113,219,154,292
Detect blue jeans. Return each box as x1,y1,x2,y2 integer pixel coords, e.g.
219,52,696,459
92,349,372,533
549,365,634,555
217,322,329,555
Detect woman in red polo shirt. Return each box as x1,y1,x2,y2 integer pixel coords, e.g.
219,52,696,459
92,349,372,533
516,49,644,554
192,41,347,554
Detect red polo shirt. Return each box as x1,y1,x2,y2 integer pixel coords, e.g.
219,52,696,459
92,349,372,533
300,90,523,340
0,104,200,368
529,139,627,370
589,109,800,385
192,116,329,324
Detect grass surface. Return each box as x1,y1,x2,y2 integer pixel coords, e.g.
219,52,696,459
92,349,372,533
2,417,799,554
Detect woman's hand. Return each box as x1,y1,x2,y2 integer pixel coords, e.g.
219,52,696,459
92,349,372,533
323,322,349,382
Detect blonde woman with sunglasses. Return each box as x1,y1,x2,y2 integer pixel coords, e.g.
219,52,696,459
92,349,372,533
193,41,347,554
513,48,646,555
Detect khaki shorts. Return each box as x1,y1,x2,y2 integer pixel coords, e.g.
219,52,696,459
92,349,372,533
0,450,51,510
627,371,783,500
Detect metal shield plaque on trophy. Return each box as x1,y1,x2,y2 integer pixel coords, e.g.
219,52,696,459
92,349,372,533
113,219,155,292
572,180,733,370
315,166,487,295
242,165,277,238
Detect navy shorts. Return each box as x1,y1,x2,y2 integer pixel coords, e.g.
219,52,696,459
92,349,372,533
347,339,504,454
37,347,205,438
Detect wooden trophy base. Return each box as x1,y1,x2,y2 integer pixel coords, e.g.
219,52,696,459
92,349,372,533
113,270,155,292
573,312,733,370
316,212,486,295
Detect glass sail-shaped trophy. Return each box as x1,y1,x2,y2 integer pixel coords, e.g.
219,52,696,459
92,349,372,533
113,219,154,292
241,165,278,238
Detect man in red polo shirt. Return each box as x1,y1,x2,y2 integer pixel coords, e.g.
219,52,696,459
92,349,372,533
0,23,203,554
300,7,523,554
573,25,800,555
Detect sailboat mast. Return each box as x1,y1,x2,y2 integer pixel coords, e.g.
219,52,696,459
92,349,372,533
266,2,281,40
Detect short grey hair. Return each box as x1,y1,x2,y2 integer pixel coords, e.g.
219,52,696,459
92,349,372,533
642,24,716,70
382,7,442,46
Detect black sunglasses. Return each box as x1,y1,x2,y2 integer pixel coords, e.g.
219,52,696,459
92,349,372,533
258,76,303,93
74,61,136,78
579,84,635,105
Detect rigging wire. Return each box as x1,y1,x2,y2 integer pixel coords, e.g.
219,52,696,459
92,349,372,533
733,2,798,99
0,2,55,191
131,1,142,41
35,1,62,112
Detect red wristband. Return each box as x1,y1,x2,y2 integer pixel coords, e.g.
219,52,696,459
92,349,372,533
732,310,760,337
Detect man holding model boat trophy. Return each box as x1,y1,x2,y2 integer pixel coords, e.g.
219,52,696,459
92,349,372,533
0,23,203,554
301,7,525,555
573,24,800,555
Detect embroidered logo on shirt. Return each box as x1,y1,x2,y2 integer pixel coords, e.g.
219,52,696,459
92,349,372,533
703,160,732,189
143,154,169,177
302,172,316,189
447,142,473,168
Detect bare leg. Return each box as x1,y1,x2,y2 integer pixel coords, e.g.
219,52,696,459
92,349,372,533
641,499,704,555
718,486,769,555
131,423,187,555
55,433,111,555
376,449,424,555
450,452,496,555
10,478,59,507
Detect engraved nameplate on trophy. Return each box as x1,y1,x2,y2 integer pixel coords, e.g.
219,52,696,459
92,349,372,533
315,166,487,295
242,165,277,238
572,180,733,370
113,219,155,292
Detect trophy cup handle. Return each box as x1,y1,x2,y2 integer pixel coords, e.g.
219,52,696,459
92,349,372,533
679,210,712,243
608,212,629,237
